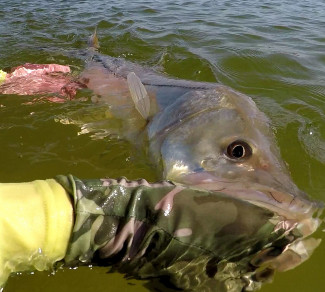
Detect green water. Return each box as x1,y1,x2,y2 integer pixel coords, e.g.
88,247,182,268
0,0,325,291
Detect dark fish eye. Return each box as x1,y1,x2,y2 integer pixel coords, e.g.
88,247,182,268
226,140,252,160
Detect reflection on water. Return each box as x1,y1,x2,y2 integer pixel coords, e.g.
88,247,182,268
0,0,324,291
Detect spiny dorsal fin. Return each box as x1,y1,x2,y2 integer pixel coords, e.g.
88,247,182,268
127,72,150,120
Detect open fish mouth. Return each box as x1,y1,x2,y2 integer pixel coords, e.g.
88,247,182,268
175,171,323,223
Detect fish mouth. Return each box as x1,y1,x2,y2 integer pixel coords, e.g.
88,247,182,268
175,171,323,222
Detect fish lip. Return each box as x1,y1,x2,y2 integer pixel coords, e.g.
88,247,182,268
175,172,324,220
220,187,323,220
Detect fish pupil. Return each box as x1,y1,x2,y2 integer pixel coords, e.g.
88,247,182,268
232,145,244,158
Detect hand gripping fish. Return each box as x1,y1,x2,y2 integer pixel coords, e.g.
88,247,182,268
0,64,85,101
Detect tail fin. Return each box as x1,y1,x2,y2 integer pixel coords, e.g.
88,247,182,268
88,27,100,51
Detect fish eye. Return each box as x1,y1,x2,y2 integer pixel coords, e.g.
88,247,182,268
226,140,252,160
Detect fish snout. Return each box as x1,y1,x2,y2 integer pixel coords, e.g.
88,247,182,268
172,169,322,216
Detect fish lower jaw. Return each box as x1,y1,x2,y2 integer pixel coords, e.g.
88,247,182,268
218,186,322,222
169,172,323,222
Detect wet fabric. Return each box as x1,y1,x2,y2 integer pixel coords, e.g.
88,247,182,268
56,175,322,292
0,179,73,287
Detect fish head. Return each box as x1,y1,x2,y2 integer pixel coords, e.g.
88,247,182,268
149,87,322,217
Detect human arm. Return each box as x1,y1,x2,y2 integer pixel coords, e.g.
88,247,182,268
0,175,322,291
0,179,73,286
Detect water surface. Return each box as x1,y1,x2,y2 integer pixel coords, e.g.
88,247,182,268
0,0,325,291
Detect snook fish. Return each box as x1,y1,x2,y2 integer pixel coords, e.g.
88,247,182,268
76,42,324,278
80,39,322,221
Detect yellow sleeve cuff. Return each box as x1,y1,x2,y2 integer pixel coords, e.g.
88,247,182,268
0,179,73,286
0,70,6,84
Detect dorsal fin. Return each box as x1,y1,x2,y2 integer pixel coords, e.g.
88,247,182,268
88,27,100,51
127,72,150,120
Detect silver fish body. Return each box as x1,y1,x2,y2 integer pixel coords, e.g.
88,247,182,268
80,54,322,220
75,52,325,282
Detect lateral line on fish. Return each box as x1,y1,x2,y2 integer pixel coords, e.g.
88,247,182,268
92,55,215,90
141,82,213,90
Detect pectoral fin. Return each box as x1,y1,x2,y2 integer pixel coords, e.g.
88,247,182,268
127,72,150,120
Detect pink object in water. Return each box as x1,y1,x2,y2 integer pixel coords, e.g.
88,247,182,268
7,63,71,78
0,63,86,100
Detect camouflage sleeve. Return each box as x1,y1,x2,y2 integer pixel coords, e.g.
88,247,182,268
55,175,322,292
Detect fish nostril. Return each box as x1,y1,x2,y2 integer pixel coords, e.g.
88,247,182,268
259,158,270,170
261,163,269,170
